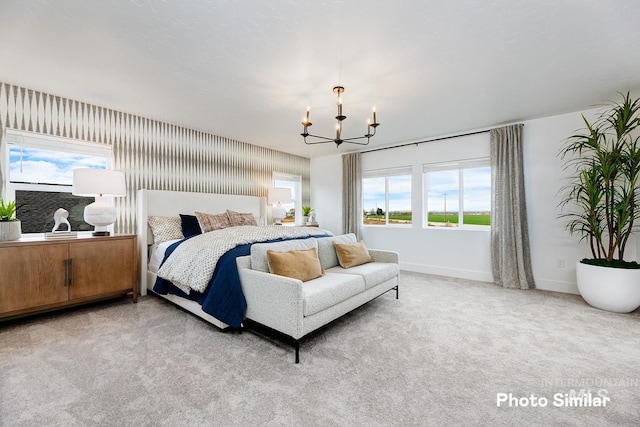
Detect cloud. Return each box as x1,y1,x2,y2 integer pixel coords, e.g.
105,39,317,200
9,147,107,185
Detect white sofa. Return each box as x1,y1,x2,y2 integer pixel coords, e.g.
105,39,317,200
236,234,399,362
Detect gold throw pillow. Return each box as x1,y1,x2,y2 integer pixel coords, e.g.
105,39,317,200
333,241,372,268
267,248,324,282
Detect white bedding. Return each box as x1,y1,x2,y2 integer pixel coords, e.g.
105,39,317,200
157,225,332,294
148,239,181,274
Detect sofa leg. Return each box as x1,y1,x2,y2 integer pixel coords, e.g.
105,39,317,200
295,342,300,363
395,285,399,299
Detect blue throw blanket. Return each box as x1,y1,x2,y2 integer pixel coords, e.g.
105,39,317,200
153,235,328,328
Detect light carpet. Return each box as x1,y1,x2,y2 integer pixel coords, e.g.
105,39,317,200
1,271,639,426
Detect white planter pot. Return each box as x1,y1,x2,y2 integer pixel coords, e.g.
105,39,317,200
576,261,640,313
0,220,21,241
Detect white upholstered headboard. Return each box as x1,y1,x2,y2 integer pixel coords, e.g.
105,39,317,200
136,189,266,295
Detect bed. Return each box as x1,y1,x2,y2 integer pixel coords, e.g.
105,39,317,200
136,189,331,329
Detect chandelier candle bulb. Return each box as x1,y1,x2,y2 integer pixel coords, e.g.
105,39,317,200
373,107,377,124
301,106,312,135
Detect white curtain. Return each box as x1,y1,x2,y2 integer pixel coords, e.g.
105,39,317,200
342,152,362,239
490,124,535,289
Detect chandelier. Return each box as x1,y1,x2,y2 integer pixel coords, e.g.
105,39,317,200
301,86,379,147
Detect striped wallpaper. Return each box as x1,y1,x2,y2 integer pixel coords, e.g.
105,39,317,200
0,83,310,234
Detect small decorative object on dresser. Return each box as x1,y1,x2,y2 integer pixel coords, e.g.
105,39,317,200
52,208,71,232
45,208,78,239
307,210,317,225
0,198,21,242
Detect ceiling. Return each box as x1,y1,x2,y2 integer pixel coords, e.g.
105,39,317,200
2,0,640,159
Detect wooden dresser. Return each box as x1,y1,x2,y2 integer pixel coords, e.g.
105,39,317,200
0,234,137,320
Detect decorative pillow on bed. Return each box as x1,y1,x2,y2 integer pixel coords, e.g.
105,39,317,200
267,248,324,282
148,216,184,244
227,209,258,226
179,214,202,238
333,241,372,268
195,211,231,232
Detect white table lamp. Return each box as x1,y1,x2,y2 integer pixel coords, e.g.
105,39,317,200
72,168,126,236
268,187,291,225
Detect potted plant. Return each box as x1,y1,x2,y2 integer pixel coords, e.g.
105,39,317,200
302,205,312,224
0,198,21,241
559,92,640,312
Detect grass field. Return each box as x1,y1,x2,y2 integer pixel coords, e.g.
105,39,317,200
427,214,490,226
364,214,490,226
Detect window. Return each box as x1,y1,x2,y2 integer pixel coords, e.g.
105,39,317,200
3,130,112,233
362,167,412,226
272,172,302,225
423,160,491,228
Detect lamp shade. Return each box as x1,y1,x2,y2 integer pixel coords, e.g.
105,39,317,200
72,168,126,197
268,187,291,204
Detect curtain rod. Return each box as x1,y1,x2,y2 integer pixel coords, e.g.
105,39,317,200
361,129,491,154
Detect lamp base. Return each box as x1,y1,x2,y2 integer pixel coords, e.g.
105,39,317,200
84,197,116,237
272,205,286,226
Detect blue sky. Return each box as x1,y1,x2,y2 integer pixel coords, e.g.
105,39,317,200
363,175,412,213
363,167,491,213
9,147,106,185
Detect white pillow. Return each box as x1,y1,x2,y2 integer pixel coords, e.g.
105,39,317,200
250,238,318,273
148,216,184,252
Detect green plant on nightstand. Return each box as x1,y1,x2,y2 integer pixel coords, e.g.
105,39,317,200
0,199,17,221
302,206,311,225
301,205,312,224
0,198,21,241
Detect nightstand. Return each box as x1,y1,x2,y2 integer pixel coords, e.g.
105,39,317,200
0,234,137,320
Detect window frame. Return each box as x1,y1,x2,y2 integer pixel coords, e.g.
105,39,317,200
423,158,491,230
2,129,114,234
362,166,412,227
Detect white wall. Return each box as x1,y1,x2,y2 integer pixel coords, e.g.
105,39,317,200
310,107,639,294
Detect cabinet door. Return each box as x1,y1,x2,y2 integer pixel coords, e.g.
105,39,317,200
68,238,134,300
0,244,69,314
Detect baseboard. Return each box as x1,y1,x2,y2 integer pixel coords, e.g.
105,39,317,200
400,262,493,283
533,278,579,295
400,263,580,295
